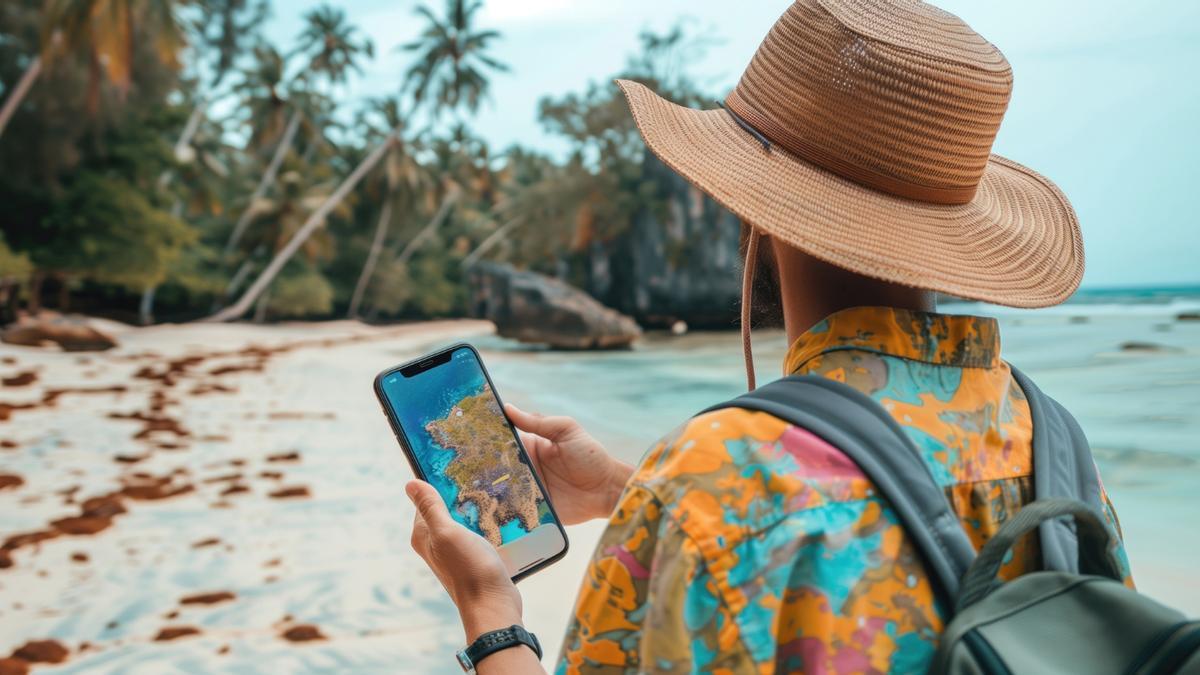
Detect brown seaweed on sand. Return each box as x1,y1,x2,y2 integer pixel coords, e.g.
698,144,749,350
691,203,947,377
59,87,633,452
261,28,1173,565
281,625,326,642
0,474,23,491
154,626,201,641
180,591,235,606
1,472,193,570
267,486,310,499
9,640,69,664
1,371,37,387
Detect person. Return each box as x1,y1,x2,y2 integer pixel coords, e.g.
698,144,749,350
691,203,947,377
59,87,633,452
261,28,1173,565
405,0,1133,672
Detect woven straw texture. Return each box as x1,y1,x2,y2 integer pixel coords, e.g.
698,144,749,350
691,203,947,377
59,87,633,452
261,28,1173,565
617,0,1083,308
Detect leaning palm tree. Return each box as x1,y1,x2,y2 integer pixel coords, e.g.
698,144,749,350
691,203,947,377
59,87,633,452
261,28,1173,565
401,0,508,119
206,0,505,322
219,8,371,263
0,0,186,138
347,97,432,319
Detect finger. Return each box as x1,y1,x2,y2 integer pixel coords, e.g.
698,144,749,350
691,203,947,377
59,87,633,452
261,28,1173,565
410,512,430,559
406,480,453,532
516,430,549,483
505,403,576,442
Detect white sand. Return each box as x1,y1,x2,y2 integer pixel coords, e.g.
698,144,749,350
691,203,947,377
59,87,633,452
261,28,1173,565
0,319,603,673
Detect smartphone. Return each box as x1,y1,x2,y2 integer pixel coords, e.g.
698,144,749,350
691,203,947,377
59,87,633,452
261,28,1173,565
374,343,568,581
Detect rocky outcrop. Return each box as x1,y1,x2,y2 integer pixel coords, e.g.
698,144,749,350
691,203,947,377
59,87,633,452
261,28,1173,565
467,263,641,349
585,152,744,328
2,314,117,351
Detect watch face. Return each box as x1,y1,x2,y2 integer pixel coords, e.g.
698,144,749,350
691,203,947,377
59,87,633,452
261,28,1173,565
455,650,474,672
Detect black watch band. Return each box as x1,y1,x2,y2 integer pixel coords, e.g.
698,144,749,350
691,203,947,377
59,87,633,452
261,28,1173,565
455,625,541,672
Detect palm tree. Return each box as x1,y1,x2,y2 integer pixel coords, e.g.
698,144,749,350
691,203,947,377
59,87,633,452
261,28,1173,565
0,0,186,139
206,0,505,322
401,0,508,120
218,7,371,272
165,0,266,166
291,4,374,93
347,97,432,319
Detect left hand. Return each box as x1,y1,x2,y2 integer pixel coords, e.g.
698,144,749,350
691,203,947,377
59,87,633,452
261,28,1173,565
406,480,524,642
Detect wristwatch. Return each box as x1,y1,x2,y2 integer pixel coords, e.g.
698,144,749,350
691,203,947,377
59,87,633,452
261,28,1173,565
455,624,542,673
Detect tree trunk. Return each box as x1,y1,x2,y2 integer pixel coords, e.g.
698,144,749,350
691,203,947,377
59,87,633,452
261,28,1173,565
28,271,43,314
204,127,402,323
396,190,459,267
223,108,304,258
156,98,209,189
139,284,157,325
219,257,256,306
252,288,270,323
461,217,521,269
0,54,42,140
347,196,393,319
57,276,70,312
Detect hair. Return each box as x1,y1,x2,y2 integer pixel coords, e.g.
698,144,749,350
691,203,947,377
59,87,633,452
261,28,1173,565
739,222,784,328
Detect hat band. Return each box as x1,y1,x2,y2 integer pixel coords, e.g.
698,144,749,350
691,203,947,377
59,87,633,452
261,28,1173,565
724,90,979,205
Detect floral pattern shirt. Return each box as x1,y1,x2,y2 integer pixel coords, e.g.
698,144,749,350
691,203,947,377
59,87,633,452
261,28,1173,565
555,306,1131,674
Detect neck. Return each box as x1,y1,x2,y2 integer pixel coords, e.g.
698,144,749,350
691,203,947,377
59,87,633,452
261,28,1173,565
772,242,936,344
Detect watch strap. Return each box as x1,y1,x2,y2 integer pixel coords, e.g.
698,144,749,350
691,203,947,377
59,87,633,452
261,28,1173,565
460,624,541,670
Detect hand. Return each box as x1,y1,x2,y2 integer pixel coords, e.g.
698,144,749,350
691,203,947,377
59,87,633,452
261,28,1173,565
406,480,523,642
505,403,633,525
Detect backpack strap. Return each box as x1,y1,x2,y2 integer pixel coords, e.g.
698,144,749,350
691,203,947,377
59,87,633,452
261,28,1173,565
701,375,977,612
1008,365,1105,574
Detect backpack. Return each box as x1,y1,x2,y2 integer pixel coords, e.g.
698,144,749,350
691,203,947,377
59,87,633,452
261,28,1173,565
706,369,1200,674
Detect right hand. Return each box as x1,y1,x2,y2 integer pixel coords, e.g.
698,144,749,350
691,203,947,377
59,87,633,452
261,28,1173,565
505,403,633,526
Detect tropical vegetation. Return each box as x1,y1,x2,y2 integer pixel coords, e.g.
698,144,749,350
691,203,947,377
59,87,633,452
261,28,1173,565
0,0,714,325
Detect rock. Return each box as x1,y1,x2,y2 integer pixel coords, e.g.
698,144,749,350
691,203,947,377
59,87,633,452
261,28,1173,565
468,263,641,349
2,314,117,352
1177,311,1200,322
580,152,745,328
1118,341,1179,353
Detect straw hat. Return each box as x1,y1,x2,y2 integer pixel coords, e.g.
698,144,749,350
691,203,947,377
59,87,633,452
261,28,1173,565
616,0,1083,313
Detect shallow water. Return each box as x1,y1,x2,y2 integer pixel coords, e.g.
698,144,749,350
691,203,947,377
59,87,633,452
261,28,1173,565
0,304,1196,674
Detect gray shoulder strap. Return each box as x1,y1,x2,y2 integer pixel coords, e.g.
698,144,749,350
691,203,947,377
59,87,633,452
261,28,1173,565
702,376,976,611
1008,365,1103,574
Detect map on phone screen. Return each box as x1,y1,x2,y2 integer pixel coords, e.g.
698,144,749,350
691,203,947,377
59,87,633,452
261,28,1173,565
382,349,555,547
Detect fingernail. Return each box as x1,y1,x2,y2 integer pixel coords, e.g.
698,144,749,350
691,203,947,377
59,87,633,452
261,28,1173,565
405,481,420,500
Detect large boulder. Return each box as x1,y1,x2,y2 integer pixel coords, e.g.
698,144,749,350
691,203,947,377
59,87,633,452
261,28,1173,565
2,313,118,351
467,263,641,349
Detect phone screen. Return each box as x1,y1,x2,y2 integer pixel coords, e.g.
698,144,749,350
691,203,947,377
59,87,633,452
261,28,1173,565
377,345,566,579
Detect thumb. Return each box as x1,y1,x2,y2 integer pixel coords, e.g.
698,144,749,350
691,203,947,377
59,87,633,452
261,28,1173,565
505,403,576,441
406,480,453,531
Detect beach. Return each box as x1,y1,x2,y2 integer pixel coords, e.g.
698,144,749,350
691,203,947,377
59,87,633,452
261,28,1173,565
1,300,1198,673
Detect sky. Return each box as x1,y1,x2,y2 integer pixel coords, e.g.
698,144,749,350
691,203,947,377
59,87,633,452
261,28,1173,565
264,0,1200,289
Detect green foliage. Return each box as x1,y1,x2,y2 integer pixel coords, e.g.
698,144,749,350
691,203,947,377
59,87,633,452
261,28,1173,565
0,235,33,281
0,0,715,324
41,171,195,290
265,263,333,316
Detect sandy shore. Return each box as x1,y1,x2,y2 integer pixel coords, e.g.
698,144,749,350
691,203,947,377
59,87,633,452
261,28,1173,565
0,319,609,674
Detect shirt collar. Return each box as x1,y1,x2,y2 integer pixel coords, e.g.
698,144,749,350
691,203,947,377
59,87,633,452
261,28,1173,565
783,306,1002,374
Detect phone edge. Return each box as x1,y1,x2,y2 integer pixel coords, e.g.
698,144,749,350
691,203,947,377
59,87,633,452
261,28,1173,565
373,341,571,583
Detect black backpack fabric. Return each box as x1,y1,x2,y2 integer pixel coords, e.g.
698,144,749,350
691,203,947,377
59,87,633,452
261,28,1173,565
704,370,1199,674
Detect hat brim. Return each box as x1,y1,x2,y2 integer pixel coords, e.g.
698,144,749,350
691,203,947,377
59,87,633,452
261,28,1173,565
616,79,1083,308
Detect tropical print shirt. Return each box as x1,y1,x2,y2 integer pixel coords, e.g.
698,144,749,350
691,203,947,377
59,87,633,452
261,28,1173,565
555,306,1131,675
